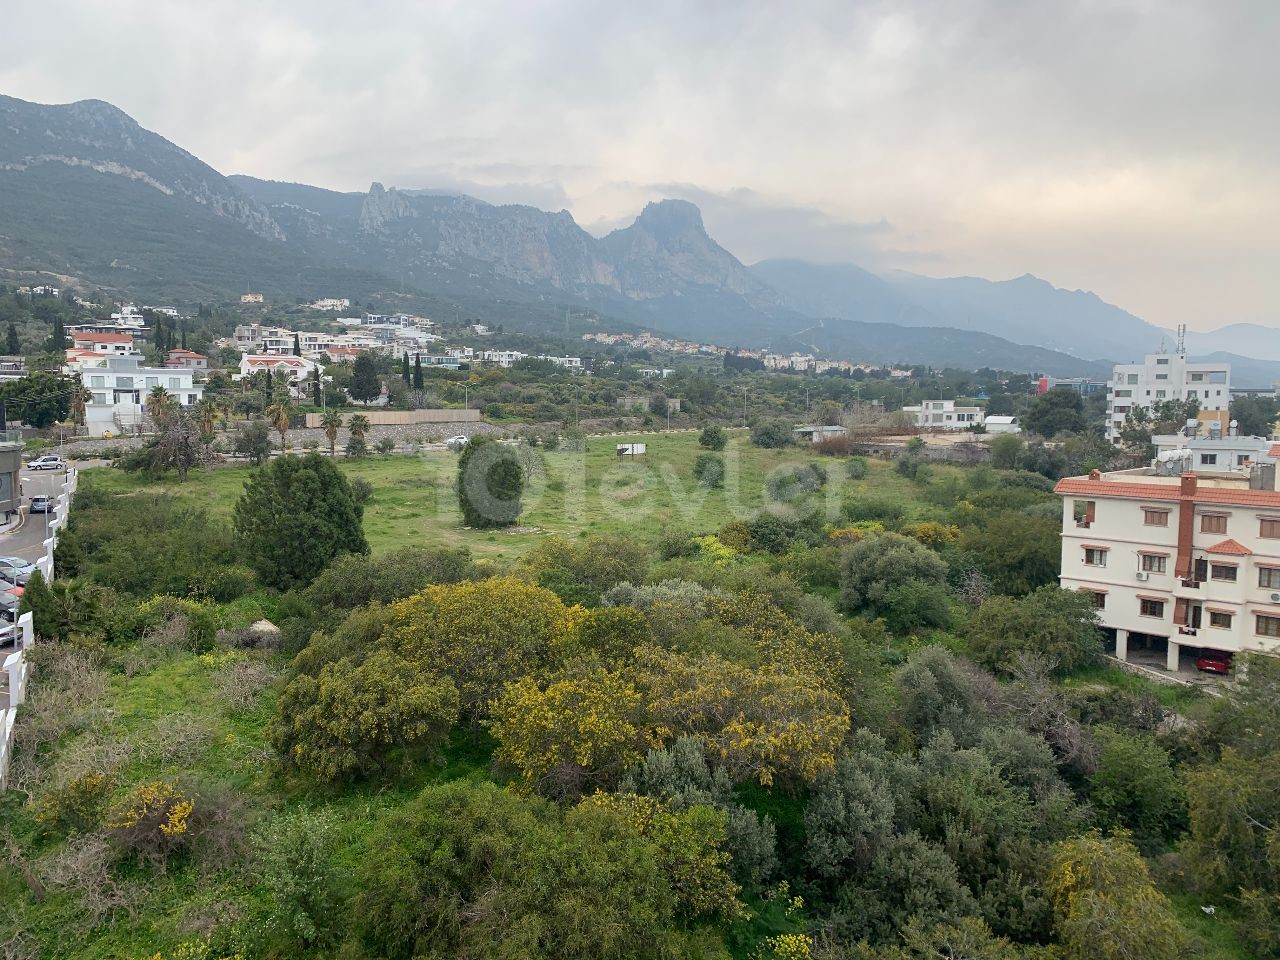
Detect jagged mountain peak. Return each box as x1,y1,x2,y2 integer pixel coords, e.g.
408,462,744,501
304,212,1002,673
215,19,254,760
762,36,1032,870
632,198,706,238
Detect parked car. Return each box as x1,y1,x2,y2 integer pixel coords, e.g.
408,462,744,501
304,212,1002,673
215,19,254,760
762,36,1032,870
26,455,65,471
1195,652,1233,675
444,435,470,451
0,557,36,585
28,495,53,514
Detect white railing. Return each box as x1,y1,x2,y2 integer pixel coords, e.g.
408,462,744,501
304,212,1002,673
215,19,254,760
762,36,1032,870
0,465,74,788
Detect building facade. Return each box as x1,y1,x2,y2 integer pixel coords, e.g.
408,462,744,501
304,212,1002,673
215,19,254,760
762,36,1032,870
1057,465,1280,671
71,355,203,437
1106,352,1231,444
902,400,984,430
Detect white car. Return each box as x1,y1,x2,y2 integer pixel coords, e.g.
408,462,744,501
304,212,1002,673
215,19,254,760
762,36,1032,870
0,557,36,585
444,435,470,451
26,455,65,471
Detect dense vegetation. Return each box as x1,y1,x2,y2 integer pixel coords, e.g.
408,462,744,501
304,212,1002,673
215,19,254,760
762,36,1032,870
1,432,1270,960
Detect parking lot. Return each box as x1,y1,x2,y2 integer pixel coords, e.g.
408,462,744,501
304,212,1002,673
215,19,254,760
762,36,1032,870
3,466,66,565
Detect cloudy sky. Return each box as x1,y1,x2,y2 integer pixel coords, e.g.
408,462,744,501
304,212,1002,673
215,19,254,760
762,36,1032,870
2,0,1276,330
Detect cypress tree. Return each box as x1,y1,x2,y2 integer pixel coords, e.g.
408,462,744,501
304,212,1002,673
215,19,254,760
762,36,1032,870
413,354,424,390
6,323,20,355
401,352,411,385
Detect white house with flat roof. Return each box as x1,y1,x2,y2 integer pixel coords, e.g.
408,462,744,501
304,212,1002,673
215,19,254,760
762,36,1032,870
902,400,984,431
69,355,203,436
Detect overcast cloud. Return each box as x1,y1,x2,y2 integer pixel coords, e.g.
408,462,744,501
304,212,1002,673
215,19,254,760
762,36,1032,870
2,0,1276,330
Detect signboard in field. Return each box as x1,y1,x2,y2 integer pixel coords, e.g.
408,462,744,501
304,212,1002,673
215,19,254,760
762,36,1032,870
616,443,646,459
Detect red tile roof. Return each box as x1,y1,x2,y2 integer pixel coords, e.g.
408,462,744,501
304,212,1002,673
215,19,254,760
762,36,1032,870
1270,443,1280,458
1206,538,1253,556
1055,476,1280,509
166,348,206,359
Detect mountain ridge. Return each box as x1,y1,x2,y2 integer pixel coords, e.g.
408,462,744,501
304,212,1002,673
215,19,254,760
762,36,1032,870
1,95,1275,381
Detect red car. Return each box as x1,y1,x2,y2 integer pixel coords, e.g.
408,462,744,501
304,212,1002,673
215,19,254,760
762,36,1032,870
1195,652,1232,675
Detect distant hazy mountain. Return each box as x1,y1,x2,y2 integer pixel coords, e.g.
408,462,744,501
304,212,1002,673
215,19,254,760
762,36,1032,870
1181,324,1280,364
0,94,1260,379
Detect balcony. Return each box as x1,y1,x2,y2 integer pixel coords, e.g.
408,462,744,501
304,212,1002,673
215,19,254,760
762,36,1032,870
1178,626,1199,637
1179,578,1201,590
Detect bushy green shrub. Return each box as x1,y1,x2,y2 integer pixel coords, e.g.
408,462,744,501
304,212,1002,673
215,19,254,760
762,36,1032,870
699,425,727,451
693,452,725,488
750,419,794,449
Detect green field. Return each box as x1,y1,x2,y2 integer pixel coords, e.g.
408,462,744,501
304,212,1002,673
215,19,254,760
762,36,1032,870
83,430,959,559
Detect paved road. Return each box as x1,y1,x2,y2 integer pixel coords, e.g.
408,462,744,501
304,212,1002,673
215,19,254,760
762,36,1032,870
2,468,67,565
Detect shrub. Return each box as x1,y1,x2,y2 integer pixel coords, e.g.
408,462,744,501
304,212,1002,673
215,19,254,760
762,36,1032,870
814,435,851,456
344,436,368,458
375,437,396,455
37,771,115,833
693,452,725,488
838,532,949,622
844,456,867,479
456,435,524,527
699,425,727,451
272,650,459,781
524,536,649,607
750,419,794,449
841,496,905,527
349,477,374,505
1089,727,1187,848
766,463,826,502
107,781,197,870
965,587,1102,675
252,810,342,950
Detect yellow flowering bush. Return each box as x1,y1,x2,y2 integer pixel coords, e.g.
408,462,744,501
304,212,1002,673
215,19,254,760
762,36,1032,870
489,666,656,798
36,770,115,832
108,781,196,869
756,934,813,959
900,520,961,548
692,535,738,567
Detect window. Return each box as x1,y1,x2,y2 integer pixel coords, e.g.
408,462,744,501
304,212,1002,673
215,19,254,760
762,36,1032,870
169,377,180,388
1211,564,1238,582
1143,509,1169,526
1114,389,1131,398
1188,390,1198,400
1157,357,1170,365
1201,454,1218,466
1260,567,1280,590
1074,500,1095,527
1155,373,1169,380
1127,374,1138,385
1257,615,1280,638
1201,514,1227,534
145,377,158,388
1262,519,1280,539
1238,455,1250,466
1084,548,1108,567
90,375,105,388
1209,611,1233,629
1155,390,1166,399
1190,372,1205,382
1140,598,1165,618
1141,554,1167,574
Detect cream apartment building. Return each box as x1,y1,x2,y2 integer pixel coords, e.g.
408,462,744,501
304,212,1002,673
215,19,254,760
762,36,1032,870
1057,465,1280,671
1106,352,1230,444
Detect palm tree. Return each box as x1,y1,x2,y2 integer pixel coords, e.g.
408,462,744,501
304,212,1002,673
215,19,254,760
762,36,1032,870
320,409,343,457
195,398,218,436
70,382,91,427
347,413,370,442
265,400,293,453
215,397,232,431
146,386,174,428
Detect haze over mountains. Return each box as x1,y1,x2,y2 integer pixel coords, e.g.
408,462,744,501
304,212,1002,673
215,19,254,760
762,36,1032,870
1,94,1275,382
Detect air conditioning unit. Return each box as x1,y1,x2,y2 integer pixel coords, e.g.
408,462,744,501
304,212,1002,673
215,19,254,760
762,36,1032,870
1271,592,1280,603
1135,571,1150,582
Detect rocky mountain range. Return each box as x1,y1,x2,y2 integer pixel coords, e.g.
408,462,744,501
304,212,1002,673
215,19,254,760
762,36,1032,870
1,94,1274,381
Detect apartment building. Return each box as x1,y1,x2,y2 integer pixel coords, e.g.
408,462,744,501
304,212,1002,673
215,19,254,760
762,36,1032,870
902,400,984,430
1106,352,1230,444
1057,463,1280,672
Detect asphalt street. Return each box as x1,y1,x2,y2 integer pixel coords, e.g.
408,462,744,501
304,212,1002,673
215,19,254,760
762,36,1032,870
2,467,67,564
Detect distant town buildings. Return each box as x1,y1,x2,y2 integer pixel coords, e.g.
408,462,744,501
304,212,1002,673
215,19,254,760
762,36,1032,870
67,354,203,437
1037,376,1108,396
165,348,209,370
240,292,264,304
310,298,351,311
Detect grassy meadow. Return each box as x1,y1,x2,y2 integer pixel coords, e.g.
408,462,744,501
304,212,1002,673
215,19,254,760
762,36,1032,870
82,429,961,559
